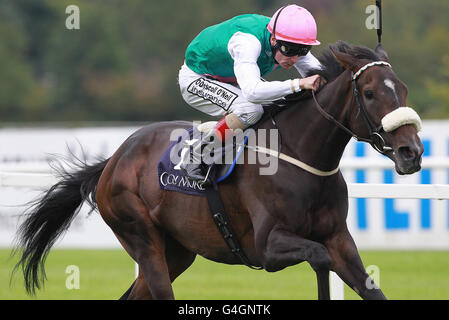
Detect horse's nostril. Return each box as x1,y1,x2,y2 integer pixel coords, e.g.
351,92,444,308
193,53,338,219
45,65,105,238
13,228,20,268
398,146,415,160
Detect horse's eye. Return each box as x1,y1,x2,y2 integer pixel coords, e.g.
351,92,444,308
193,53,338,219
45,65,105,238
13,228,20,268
364,90,374,100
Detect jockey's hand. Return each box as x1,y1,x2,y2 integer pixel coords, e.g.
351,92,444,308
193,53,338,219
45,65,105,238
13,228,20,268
299,75,327,91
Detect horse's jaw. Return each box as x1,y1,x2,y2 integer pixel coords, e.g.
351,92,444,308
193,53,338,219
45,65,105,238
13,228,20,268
384,124,424,175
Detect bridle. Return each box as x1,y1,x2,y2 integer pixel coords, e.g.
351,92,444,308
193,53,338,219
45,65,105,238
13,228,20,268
312,61,394,155
309,1,421,156
262,59,420,176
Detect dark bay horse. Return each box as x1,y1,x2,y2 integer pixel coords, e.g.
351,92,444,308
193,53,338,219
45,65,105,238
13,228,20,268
14,41,423,299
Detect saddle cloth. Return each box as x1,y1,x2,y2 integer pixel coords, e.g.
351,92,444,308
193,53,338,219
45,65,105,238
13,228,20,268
157,122,249,196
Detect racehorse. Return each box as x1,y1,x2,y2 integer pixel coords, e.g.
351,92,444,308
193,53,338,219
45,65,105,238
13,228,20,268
14,41,423,300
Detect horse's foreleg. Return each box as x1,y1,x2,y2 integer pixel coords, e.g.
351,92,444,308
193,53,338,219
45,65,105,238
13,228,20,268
326,230,387,300
261,226,331,300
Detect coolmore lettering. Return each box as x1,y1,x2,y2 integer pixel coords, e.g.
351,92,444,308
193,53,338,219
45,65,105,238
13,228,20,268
160,171,205,191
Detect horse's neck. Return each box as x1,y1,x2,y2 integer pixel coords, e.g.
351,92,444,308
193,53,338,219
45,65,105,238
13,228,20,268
274,72,353,172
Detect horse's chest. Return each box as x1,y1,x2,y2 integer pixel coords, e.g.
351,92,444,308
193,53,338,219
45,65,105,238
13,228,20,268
248,173,346,240
281,196,341,240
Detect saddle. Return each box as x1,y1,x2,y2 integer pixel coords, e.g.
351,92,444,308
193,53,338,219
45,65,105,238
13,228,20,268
157,121,250,196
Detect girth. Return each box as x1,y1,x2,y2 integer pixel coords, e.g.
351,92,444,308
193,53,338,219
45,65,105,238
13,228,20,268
205,185,263,270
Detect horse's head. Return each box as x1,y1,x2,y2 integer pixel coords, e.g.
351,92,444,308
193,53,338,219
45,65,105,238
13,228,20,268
331,44,424,175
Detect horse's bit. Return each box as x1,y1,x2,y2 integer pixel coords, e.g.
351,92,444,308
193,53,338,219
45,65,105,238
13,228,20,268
312,61,396,155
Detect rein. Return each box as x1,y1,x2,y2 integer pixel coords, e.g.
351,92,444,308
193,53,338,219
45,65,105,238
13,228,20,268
311,90,371,144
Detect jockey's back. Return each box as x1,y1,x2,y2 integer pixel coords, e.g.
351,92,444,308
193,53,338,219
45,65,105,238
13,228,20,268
185,14,277,82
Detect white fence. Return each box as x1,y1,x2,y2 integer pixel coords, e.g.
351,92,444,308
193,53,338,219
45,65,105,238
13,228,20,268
3,157,449,249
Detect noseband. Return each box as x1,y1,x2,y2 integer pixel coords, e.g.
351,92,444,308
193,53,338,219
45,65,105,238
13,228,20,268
312,61,421,155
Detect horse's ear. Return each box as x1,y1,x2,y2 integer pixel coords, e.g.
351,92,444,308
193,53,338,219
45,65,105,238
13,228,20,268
375,43,389,62
330,48,362,73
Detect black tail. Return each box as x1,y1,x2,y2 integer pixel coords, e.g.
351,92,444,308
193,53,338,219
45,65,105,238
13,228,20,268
12,157,109,295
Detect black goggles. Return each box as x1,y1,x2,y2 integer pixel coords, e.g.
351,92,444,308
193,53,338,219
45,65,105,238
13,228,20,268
276,41,311,57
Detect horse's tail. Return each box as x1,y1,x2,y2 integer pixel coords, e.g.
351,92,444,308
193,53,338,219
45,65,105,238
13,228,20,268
13,157,109,295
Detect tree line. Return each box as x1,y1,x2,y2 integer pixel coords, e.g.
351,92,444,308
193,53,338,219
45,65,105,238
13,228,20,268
0,0,447,123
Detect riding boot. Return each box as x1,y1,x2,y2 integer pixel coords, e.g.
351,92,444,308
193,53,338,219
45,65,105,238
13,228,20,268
180,114,247,182
180,128,222,181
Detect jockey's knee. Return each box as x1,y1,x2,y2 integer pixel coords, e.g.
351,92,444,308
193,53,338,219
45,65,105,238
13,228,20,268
233,104,264,127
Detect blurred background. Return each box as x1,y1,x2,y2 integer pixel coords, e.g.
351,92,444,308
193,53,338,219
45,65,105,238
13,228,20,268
0,0,448,124
1,0,449,300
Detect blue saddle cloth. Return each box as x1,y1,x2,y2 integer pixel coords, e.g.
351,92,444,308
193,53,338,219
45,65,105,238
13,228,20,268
157,127,248,196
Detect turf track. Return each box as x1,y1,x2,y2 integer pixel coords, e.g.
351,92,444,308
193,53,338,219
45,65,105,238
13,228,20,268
1,249,448,300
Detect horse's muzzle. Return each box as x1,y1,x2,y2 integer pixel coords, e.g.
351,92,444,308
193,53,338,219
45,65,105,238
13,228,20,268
381,122,423,175
395,144,423,175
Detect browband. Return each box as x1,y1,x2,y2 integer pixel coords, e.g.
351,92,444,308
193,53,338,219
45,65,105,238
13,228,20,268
353,61,392,81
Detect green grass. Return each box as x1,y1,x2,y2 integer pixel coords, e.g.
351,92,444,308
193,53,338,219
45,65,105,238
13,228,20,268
1,249,448,300
1,249,135,300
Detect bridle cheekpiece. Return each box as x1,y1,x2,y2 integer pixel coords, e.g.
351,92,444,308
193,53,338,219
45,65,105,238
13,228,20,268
312,60,422,155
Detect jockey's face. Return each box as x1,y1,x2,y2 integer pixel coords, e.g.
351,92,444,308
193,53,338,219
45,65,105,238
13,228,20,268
274,50,299,69
270,36,299,69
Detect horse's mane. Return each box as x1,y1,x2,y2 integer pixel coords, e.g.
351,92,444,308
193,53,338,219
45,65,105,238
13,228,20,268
261,41,382,120
306,40,382,81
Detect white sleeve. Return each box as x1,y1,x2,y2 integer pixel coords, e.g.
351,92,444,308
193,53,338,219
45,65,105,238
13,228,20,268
294,52,323,77
228,32,297,104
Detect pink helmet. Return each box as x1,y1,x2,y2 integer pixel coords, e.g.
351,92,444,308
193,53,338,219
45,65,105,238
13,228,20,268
267,5,320,46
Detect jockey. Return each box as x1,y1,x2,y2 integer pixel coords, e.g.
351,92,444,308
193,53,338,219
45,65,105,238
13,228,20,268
178,4,326,181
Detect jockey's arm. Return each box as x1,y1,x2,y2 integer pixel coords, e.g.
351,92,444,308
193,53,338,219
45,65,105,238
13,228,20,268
228,32,303,104
294,52,326,91
294,52,322,78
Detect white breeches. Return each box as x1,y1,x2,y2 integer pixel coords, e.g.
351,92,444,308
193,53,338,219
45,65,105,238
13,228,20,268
178,63,264,127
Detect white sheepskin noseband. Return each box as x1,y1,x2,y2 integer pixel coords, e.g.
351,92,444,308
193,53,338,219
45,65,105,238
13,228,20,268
381,107,422,132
